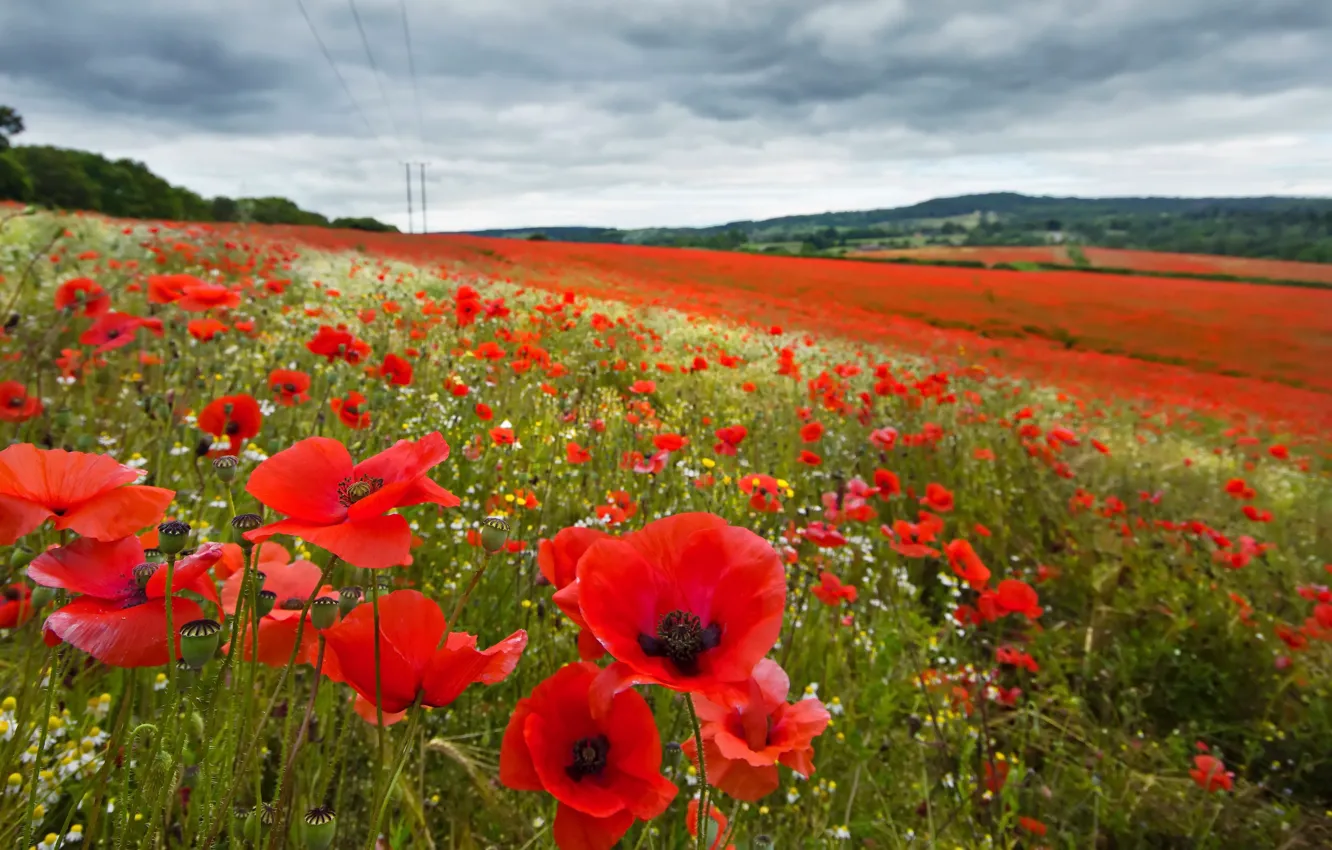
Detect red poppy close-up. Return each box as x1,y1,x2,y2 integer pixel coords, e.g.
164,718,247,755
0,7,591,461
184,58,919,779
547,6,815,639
500,661,677,850
54,277,110,316
0,381,43,423
330,390,372,429
197,393,263,453
539,525,612,660
573,512,786,699
220,551,336,666
268,369,312,406
0,445,175,545
243,432,460,569
0,583,36,629
321,589,526,713
29,538,223,667
681,659,830,802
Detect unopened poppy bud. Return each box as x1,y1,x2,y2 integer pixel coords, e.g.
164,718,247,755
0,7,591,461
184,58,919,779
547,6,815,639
338,586,362,617
303,805,337,850
480,516,509,553
256,590,277,617
178,619,222,668
133,563,159,588
212,455,239,483
29,585,55,609
310,597,338,629
157,521,192,555
188,711,205,740
231,513,263,546
8,548,32,569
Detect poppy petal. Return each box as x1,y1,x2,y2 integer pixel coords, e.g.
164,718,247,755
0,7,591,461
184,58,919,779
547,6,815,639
245,437,352,523
352,432,450,487
352,694,406,726
0,493,51,545
28,536,143,598
44,596,204,668
58,484,175,541
499,695,544,791
145,543,225,599
553,803,634,850
251,515,414,570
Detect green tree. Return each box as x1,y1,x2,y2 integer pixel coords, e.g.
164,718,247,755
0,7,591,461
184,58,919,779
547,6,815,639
0,105,23,151
0,151,33,201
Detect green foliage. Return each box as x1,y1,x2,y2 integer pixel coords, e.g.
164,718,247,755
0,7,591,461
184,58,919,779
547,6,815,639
329,217,399,233
0,104,22,151
0,150,32,201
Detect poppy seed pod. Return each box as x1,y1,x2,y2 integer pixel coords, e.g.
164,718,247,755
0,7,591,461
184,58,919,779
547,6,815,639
230,513,263,546
303,806,337,850
8,547,32,569
157,520,192,555
338,586,362,617
754,836,774,848
178,619,222,668
133,563,159,589
310,597,338,630
256,590,278,618
480,516,510,553
212,455,239,483
29,584,55,609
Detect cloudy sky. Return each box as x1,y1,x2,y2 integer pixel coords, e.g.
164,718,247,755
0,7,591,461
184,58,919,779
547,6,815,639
2,0,1330,231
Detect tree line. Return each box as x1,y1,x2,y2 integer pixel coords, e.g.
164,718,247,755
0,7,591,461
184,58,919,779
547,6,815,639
0,105,396,233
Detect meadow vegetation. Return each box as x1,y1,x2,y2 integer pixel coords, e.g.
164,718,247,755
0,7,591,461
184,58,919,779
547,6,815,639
0,207,1329,849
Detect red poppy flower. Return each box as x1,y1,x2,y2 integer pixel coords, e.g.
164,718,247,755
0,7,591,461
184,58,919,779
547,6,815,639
629,380,656,394
713,425,747,456
943,540,991,590
1189,755,1233,792
489,427,515,445
566,441,592,464
0,583,35,628
0,382,42,422
995,579,1043,620
539,527,613,660
187,318,228,341
147,273,193,304
681,659,830,802
78,312,163,354
54,277,110,316
176,280,241,312
220,552,336,666
198,394,263,454
330,391,371,429
737,474,783,512
500,661,676,850
574,513,785,699
685,799,734,850
653,434,687,452
811,571,856,606
321,589,526,713
30,538,223,667
268,369,311,406
244,432,460,569
799,421,823,443
379,353,413,386
797,449,821,466
214,540,291,581
0,445,174,545
921,482,955,512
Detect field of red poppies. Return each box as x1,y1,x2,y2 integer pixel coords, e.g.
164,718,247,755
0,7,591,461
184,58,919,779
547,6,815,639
0,208,1330,850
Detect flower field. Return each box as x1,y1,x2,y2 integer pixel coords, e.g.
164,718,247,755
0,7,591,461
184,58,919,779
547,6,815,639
0,208,1330,849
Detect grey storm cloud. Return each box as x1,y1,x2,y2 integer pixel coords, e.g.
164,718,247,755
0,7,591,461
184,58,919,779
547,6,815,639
1,0,1330,229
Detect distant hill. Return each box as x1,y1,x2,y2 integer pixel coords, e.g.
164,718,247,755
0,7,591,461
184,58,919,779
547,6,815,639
458,193,1332,263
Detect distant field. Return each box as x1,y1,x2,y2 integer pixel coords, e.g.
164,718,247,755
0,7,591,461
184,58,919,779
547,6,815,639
852,244,1332,284
265,224,1332,433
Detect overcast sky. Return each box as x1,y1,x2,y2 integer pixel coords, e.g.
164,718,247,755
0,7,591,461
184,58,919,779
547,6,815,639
2,0,1330,231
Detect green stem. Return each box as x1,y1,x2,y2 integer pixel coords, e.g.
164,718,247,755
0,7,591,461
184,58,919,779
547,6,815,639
684,694,709,850
20,647,60,849
368,697,425,847
370,574,387,807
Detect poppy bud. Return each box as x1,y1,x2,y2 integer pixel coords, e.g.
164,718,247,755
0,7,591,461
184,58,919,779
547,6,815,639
188,711,205,740
157,521,192,555
178,619,222,668
256,590,277,617
480,516,509,553
133,563,159,588
231,513,263,546
338,586,362,617
303,805,337,850
9,548,32,569
29,585,55,609
212,455,239,483
310,598,338,629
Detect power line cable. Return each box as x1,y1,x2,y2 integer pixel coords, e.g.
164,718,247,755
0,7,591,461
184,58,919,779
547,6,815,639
347,0,407,154
398,0,426,158
291,0,399,159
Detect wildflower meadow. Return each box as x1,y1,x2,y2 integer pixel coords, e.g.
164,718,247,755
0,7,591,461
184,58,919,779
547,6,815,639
0,205,1329,849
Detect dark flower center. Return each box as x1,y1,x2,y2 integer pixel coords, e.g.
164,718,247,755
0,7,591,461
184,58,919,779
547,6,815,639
565,735,609,782
225,420,242,435
337,474,384,506
283,383,298,393
106,329,121,339
7,396,22,407
637,610,722,676
2,586,21,601
344,404,361,416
